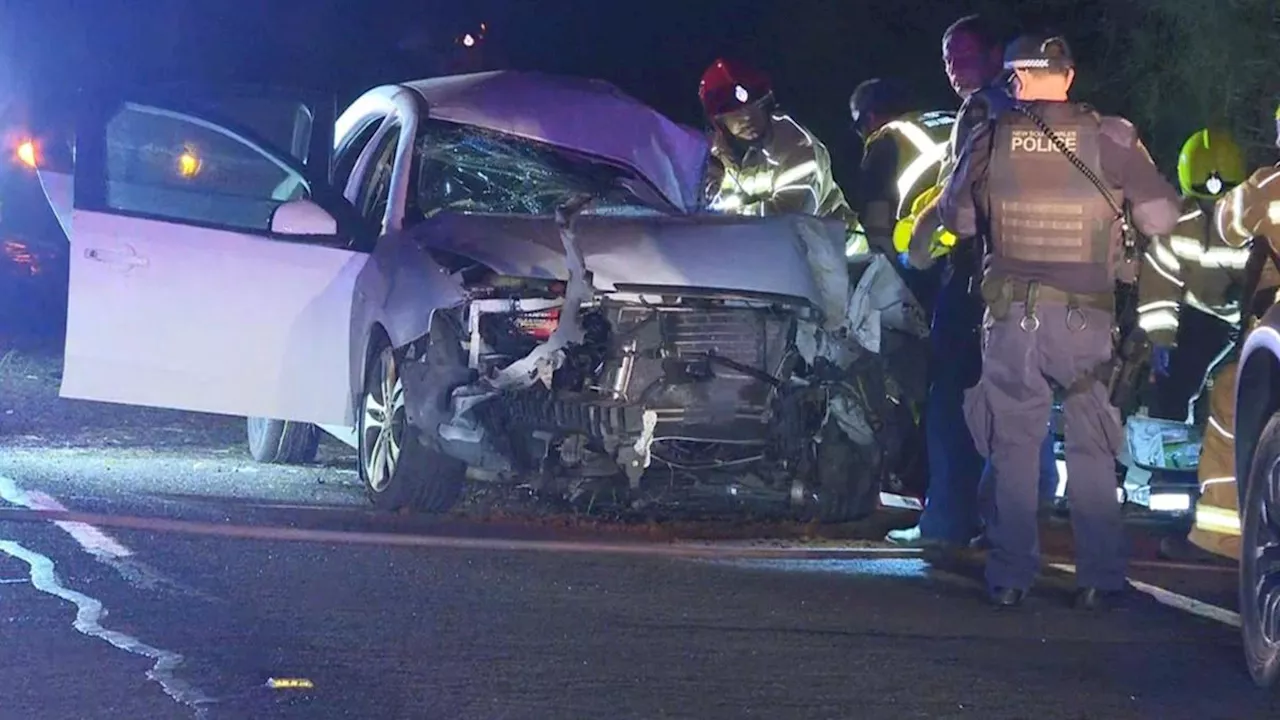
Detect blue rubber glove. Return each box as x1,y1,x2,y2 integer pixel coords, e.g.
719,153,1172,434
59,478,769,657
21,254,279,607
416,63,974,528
897,251,912,269
1151,345,1173,377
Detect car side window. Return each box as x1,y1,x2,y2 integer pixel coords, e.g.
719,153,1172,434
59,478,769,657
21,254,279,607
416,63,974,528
356,124,400,229
101,102,311,233
333,118,380,195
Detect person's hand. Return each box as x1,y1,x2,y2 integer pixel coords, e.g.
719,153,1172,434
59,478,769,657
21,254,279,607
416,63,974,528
908,214,935,257
1151,345,1173,377
897,251,913,269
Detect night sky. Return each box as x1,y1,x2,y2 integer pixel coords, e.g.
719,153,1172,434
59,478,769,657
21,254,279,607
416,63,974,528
0,0,1145,188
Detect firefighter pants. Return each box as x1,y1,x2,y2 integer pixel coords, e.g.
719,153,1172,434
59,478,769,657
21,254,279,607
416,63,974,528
965,301,1127,592
1188,359,1241,561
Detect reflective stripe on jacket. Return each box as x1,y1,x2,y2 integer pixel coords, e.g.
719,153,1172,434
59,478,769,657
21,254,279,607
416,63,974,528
1137,196,1249,346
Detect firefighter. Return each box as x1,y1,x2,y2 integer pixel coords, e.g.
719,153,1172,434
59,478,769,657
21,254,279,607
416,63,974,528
1187,106,1280,561
1139,128,1249,422
888,14,1060,551
935,35,1180,607
699,58,863,251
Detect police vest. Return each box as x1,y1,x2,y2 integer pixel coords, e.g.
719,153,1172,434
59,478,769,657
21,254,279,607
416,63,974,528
987,104,1120,294
865,110,955,219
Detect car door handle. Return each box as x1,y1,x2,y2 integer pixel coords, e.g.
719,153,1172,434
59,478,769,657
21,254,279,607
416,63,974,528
85,247,149,268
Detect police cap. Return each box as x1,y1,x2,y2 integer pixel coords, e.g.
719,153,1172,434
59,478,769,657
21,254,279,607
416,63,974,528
1003,34,1075,72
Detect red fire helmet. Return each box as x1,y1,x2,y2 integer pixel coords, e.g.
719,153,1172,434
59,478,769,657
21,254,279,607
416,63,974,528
698,58,772,117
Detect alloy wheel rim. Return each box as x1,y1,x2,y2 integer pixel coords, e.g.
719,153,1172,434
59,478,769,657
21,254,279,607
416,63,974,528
362,349,405,493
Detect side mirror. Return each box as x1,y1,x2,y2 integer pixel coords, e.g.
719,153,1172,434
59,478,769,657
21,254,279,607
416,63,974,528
270,199,337,236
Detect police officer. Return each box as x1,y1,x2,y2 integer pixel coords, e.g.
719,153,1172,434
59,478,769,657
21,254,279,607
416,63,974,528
889,14,1059,552
699,58,861,248
1139,128,1249,422
934,35,1180,607
1185,104,1280,561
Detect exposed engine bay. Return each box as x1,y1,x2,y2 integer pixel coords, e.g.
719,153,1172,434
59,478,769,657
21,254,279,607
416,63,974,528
399,200,930,521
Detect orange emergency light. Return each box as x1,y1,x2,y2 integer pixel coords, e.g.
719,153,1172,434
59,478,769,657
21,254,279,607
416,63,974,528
15,138,38,169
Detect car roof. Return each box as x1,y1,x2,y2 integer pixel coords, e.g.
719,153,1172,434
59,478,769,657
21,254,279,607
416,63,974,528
345,70,710,213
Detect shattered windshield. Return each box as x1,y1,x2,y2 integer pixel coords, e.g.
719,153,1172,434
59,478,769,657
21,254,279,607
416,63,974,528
412,120,668,218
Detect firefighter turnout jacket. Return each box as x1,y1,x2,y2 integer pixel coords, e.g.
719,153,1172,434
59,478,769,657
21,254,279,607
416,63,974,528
1137,196,1249,347
706,112,859,238
1189,164,1280,559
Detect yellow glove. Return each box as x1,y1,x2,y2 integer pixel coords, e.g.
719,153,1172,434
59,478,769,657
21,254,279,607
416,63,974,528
892,185,957,258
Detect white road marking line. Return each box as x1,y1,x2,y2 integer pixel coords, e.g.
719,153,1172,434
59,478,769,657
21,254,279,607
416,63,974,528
23,490,135,560
0,476,214,601
1048,562,1241,628
0,540,213,716
0,476,133,559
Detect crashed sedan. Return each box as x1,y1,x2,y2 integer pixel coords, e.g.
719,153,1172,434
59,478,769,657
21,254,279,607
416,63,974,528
35,71,929,520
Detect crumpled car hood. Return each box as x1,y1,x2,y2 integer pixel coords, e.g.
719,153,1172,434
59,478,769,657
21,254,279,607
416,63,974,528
409,211,848,309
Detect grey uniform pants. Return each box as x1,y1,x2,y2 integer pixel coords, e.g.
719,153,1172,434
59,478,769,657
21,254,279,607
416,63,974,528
964,301,1127,592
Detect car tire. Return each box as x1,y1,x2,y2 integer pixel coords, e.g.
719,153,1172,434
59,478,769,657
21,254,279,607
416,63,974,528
1239,411,1280,688
811,420,880,523
246,417,320,465
358,336,466,514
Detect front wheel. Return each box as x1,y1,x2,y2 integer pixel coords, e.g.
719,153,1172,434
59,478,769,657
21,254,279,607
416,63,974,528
808,420,880,523
358,338,465,513
1239,411,1280,687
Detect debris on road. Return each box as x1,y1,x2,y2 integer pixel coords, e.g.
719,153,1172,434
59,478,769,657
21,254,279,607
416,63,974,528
265,678,315,690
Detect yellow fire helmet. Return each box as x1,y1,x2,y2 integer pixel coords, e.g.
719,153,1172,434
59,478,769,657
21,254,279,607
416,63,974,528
892,184,957,257
1177,127,1246,199
1274,101,1280,147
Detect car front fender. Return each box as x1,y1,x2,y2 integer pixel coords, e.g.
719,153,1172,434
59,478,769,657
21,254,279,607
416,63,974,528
1235,310,1280,509
347,230,466,423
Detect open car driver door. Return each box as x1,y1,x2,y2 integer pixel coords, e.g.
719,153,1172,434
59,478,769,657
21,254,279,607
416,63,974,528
59,89,372,427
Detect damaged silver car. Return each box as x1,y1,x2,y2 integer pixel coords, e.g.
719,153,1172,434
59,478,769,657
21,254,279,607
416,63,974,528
38,71,929,520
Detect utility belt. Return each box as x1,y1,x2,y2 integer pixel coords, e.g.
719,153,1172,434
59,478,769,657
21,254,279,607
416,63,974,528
980,274,1142,410
980,275,1114,332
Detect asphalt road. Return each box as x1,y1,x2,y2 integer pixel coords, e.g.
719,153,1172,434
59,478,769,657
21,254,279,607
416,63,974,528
0,471,1274,720
2,348,1277,718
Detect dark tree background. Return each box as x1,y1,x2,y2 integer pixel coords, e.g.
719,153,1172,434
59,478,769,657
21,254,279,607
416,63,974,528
4,0,1279,179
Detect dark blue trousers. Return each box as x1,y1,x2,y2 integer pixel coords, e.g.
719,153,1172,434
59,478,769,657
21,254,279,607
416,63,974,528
918,269,1059,544
965,302,1127,591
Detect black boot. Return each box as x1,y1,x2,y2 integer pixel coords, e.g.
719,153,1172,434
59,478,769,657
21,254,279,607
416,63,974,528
1073,587,1127,611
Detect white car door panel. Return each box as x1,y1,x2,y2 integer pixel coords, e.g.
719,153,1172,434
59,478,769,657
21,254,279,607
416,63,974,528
64,97,365,426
